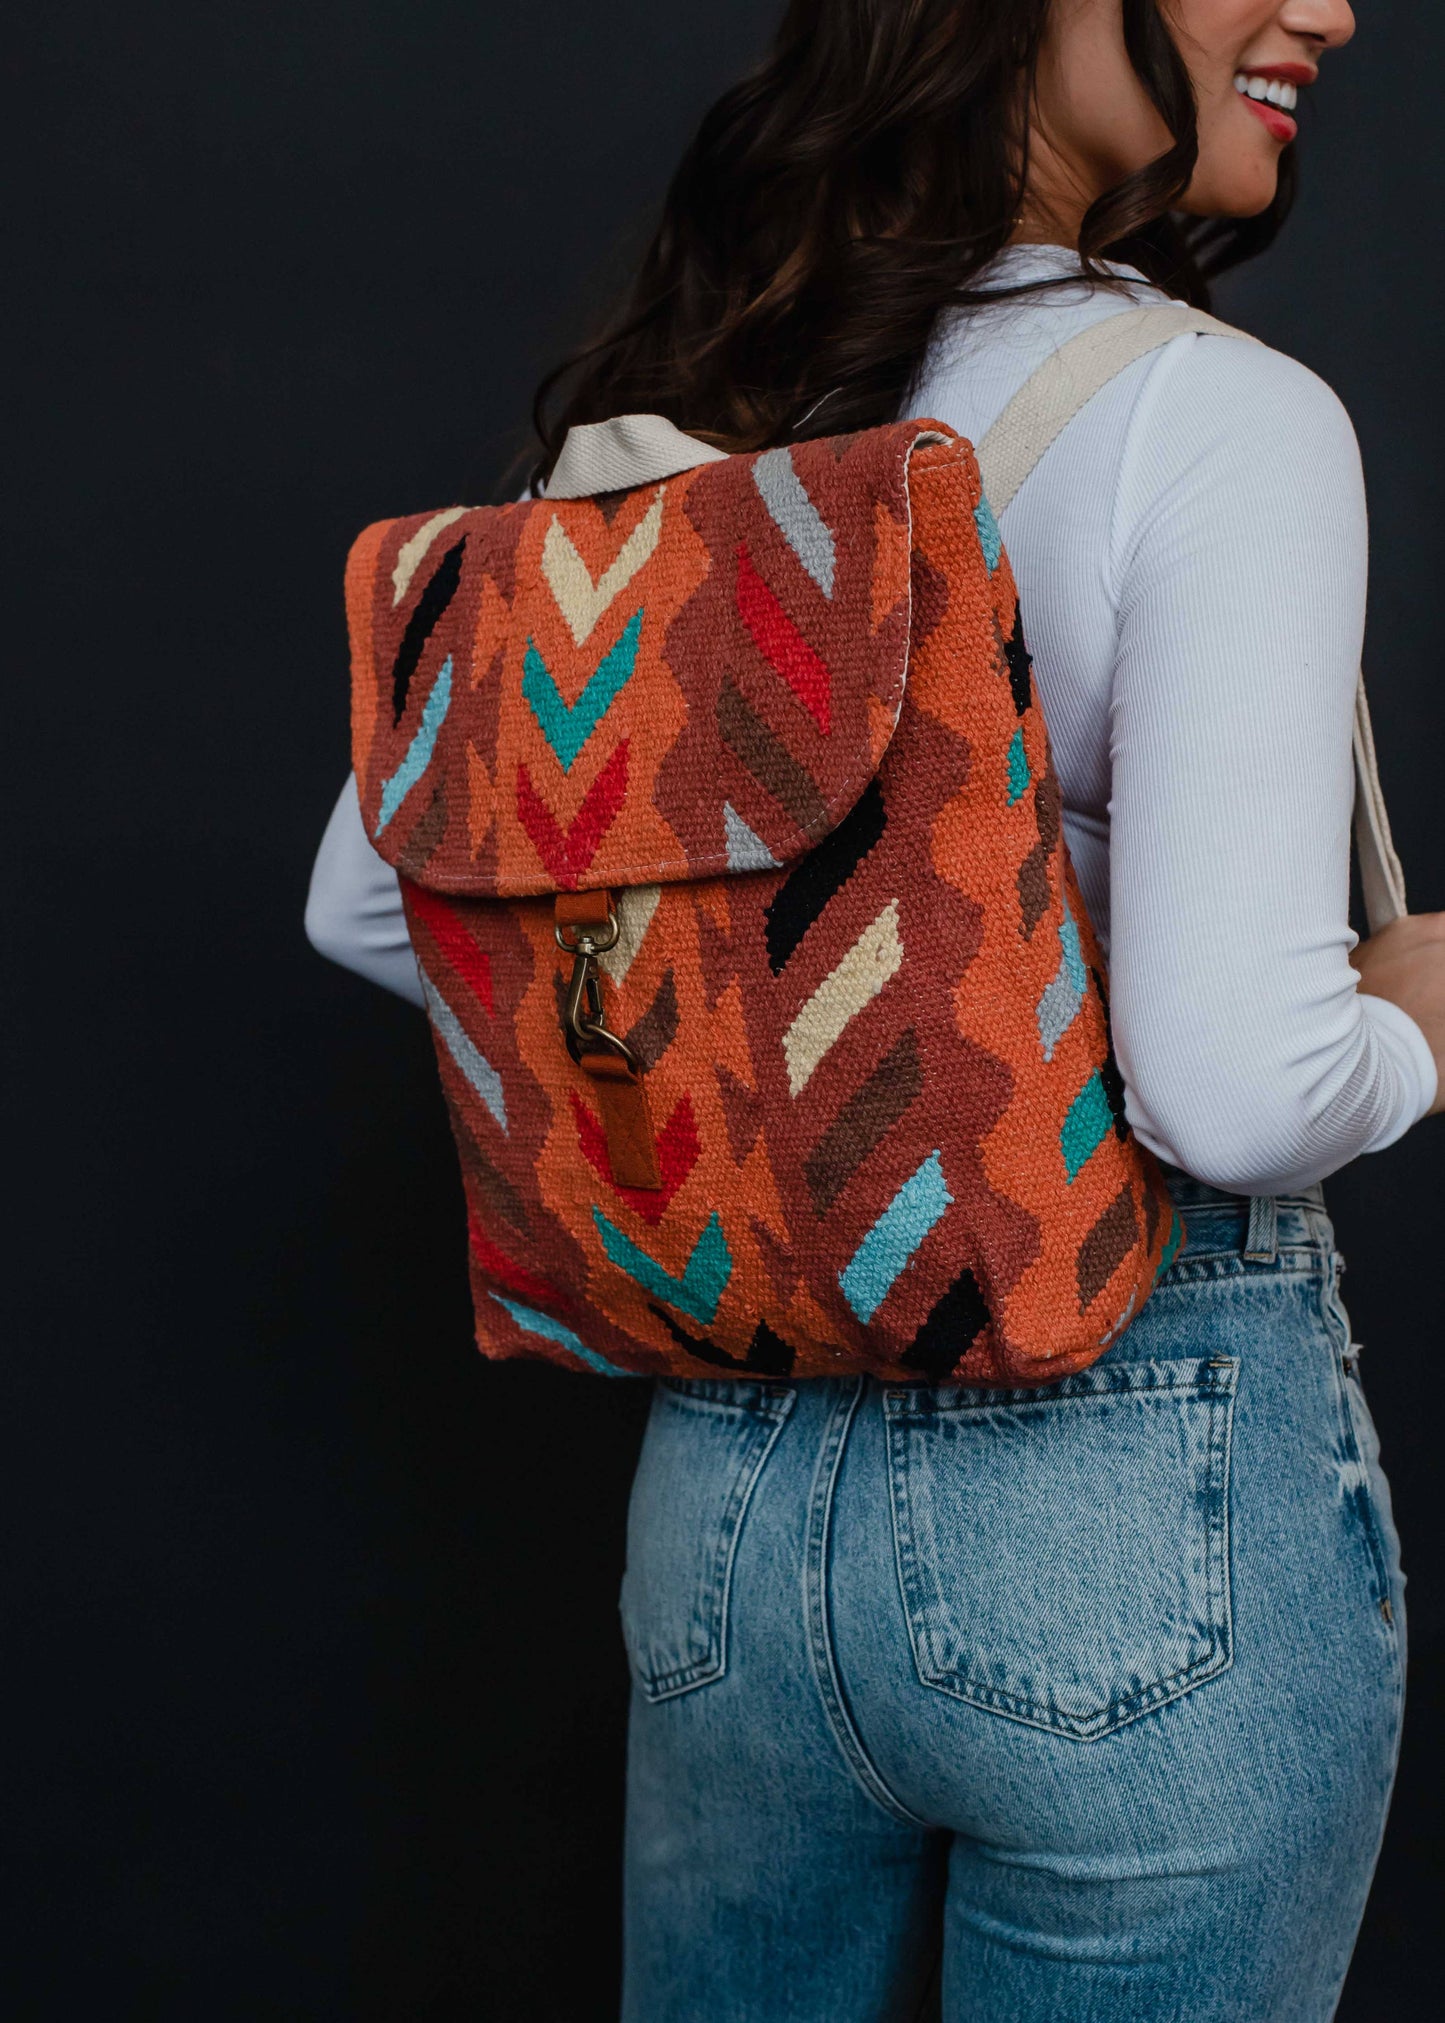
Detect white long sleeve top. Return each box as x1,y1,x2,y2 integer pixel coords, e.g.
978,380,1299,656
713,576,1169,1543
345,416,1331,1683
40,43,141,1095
306,242,1436,1194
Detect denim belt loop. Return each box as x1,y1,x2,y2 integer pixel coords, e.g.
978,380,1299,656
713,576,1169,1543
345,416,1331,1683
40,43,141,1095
1244,1193,1280,1264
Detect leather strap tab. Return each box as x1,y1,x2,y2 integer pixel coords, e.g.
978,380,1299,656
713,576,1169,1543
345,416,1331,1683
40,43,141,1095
555,888,613,933
579,1051,662,1189
554,890,661,1189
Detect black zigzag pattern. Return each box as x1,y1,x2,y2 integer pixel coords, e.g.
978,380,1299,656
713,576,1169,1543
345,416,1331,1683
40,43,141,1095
1004,606,1033,716
763,778,887,975
392,534,468,724
900,1267,991,1382
649,1305,797,1378
1090,966,1131,1142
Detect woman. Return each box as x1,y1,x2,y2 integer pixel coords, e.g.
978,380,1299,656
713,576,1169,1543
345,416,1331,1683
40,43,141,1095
307,2,1445,2015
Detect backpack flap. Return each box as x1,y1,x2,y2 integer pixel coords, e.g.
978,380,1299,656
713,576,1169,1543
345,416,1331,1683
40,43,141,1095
345,419,955,898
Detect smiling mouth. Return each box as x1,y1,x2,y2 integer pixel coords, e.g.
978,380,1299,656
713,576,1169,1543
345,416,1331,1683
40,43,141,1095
1233,71,1302,142
1234,73,1300,113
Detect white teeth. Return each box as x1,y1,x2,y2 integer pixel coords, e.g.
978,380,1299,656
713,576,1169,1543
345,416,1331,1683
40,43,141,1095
1234,73,1299,112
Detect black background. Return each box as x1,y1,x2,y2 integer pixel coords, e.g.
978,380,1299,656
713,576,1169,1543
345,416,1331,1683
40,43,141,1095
10,3,1442,2016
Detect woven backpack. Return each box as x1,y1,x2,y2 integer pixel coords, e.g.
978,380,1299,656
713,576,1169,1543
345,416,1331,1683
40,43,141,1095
343,305,1407,1387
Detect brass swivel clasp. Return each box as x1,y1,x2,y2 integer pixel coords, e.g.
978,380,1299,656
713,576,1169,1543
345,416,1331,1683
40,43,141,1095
554,909,638,1072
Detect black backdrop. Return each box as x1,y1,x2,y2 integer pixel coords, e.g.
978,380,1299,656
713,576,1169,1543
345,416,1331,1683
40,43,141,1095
10,3,1443,2016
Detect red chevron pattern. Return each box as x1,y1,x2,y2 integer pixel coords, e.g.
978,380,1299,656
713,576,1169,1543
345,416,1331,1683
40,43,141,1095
407,883,494,1012
735,540,833,733
514,739,629,888
468,1210,566,1307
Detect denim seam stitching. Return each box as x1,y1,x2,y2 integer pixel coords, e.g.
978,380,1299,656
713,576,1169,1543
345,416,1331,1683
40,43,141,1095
886,1365,1239,1741
656,1380,794,1416
885,1366,1232,1418
633,1387,796,1701
1321,1263,1399,1637
1154,1250,1318,1283
803,1380,931,1829
1338,1364,1397,1626
1209,1360,1236,1692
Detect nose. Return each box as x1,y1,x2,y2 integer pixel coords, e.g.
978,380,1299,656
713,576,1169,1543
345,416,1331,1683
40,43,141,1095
1279,0,1356,50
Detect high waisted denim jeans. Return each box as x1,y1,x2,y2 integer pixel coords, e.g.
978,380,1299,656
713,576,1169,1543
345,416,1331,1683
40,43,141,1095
618,1173,1406,2022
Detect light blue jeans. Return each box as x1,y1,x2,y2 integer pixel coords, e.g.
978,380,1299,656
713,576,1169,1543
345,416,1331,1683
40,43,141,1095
619,1173,1406,2021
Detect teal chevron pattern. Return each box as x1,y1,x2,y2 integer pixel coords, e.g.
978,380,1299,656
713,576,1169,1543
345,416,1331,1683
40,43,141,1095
1006,726,1030,805
1037,889,1087,1062
375,657,453,834
839,1150,952,1323
592,1206,733,1324
522,607,642,772
490,1294,628,1375
974,496,1002,572
1061,1070,1114,1181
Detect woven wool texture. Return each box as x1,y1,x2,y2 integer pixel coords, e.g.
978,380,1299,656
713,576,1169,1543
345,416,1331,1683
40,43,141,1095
346,420,1181,1385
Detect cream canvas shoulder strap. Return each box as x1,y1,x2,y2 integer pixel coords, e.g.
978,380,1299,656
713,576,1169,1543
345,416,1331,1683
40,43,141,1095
974,302,1408,932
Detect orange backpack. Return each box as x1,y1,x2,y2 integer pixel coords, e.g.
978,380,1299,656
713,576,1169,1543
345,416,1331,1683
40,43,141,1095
345,383,1186,1386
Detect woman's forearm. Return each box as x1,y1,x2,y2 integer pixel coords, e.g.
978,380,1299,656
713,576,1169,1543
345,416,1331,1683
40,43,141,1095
304,774,426,1008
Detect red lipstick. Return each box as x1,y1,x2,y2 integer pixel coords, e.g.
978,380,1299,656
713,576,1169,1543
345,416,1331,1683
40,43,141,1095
1242,62,1319,86
1241,95,1297,143
1235,64,1313,145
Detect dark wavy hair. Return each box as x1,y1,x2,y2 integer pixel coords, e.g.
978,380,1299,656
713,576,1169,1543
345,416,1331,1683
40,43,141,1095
524,0,1294,491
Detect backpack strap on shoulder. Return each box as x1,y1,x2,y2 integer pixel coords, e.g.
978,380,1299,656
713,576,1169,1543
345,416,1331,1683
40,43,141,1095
1353,678,1409,932
974,301,1408,933
975,304,1248,511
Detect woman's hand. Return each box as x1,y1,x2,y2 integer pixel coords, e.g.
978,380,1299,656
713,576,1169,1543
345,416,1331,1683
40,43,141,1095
1350,914,1445,1116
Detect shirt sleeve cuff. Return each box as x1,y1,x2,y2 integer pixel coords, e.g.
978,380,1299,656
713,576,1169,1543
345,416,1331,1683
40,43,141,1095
1358,991,1439,1150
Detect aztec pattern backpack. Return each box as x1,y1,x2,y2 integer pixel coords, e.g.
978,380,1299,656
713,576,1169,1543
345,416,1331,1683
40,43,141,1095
343,305,1408,1387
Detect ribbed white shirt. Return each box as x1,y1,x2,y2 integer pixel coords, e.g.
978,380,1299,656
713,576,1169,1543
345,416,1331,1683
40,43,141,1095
306,243,1436,1193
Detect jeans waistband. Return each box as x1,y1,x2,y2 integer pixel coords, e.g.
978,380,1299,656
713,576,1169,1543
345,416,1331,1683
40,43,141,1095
1158,1163,1332,1265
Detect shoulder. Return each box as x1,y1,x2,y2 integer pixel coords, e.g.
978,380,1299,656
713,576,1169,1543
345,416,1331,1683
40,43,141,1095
1123,323,1363,483
1103,322,1367,593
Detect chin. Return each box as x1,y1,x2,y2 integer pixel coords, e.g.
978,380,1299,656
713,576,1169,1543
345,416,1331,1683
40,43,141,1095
1182,161,1283,219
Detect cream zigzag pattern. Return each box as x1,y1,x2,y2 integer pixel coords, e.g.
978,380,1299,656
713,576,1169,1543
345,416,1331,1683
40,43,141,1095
598,884,662,986
392,507,469,606
782,901,904,1097
541,490,665,646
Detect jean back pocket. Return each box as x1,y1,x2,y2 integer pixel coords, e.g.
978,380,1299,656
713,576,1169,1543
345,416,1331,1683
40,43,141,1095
885,1356,1238,1740
620,1378,794,1702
